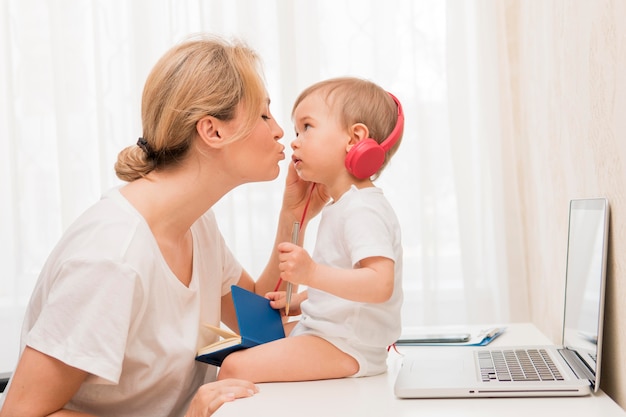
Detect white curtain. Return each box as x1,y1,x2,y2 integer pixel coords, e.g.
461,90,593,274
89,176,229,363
445,0,529,323
0,0,524,372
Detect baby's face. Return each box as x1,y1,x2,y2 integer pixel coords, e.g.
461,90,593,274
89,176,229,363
290,92,350,185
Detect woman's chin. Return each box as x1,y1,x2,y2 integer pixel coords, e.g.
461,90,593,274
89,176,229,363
254,165,282,182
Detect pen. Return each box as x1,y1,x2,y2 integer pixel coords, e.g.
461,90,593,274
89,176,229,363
285,221,300,317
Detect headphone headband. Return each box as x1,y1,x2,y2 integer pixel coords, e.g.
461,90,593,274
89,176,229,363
380,92,405,151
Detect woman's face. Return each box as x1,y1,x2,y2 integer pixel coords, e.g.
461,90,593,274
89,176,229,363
225,99,285,183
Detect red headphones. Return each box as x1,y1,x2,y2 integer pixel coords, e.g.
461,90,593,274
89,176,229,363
344,92,405,179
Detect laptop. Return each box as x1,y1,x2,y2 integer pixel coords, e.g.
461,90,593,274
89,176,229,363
395,198,610,398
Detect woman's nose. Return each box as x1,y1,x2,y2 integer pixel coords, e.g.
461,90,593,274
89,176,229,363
273,120,284,140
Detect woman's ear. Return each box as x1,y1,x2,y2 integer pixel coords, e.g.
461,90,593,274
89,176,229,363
196,116,225,149
346,123,370,152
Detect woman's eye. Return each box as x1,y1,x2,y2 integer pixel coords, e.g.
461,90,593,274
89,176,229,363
262,114,270,121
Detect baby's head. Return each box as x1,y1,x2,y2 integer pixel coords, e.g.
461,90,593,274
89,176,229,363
292,77,403,179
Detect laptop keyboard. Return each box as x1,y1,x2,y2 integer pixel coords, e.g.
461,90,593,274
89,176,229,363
477,349,564,382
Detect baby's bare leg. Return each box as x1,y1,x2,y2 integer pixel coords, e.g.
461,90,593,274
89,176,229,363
217,335,359,383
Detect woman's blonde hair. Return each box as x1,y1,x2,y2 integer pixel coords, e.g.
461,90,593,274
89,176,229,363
292,77,402,180
115,34,266,181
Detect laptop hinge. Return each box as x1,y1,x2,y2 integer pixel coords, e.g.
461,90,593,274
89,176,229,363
558,348,595,388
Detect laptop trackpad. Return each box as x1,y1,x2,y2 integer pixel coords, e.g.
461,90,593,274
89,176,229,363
404,349,475,386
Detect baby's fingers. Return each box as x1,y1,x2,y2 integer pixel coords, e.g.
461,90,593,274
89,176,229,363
265,291,287,309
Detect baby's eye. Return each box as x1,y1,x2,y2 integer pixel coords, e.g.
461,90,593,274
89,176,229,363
303,123,311,130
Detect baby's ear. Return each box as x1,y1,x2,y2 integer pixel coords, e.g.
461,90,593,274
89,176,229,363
346,123,370,151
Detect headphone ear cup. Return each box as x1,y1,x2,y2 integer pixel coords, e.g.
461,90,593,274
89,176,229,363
345,138,386,179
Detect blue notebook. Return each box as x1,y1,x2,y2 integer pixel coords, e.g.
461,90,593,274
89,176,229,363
195,285,285,367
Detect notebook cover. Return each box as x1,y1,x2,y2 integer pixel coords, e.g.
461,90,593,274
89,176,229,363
195,285,285,366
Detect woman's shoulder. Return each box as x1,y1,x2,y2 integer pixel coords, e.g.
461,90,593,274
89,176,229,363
54,188,151,262
189,208,218,237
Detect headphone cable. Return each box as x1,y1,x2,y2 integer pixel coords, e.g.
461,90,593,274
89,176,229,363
273,182,316,291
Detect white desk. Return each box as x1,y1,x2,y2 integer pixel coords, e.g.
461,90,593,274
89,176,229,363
214,323,626,417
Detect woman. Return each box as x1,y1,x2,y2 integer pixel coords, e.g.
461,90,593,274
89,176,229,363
0,35,327,417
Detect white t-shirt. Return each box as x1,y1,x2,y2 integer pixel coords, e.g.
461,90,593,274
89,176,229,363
292,185,403,376
7,188,242,417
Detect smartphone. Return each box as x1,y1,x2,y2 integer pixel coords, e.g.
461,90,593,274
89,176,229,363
395,332,471,344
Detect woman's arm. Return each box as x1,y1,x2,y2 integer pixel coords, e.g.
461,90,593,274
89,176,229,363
221,164,328,330
0,346,257,417
221,269,255,332
0,346,94,417
255,163,329,295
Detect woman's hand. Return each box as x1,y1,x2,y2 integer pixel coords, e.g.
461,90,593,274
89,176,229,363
282,163,329,222
185,379,259,417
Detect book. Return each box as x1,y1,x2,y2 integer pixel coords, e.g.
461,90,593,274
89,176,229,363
195,285,286,367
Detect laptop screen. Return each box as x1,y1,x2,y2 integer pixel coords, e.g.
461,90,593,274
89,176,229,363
562,198,609,379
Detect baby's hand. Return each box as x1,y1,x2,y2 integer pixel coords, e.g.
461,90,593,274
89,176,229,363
266,291,287,310
266,290,304,317
277,242,316,286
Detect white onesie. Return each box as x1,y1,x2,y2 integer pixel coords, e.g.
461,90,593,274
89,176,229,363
291,185,403,377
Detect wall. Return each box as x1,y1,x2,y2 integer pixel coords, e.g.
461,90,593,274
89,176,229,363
505,0,626,408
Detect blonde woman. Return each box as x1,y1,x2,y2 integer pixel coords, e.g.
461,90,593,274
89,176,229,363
0,35,327,417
